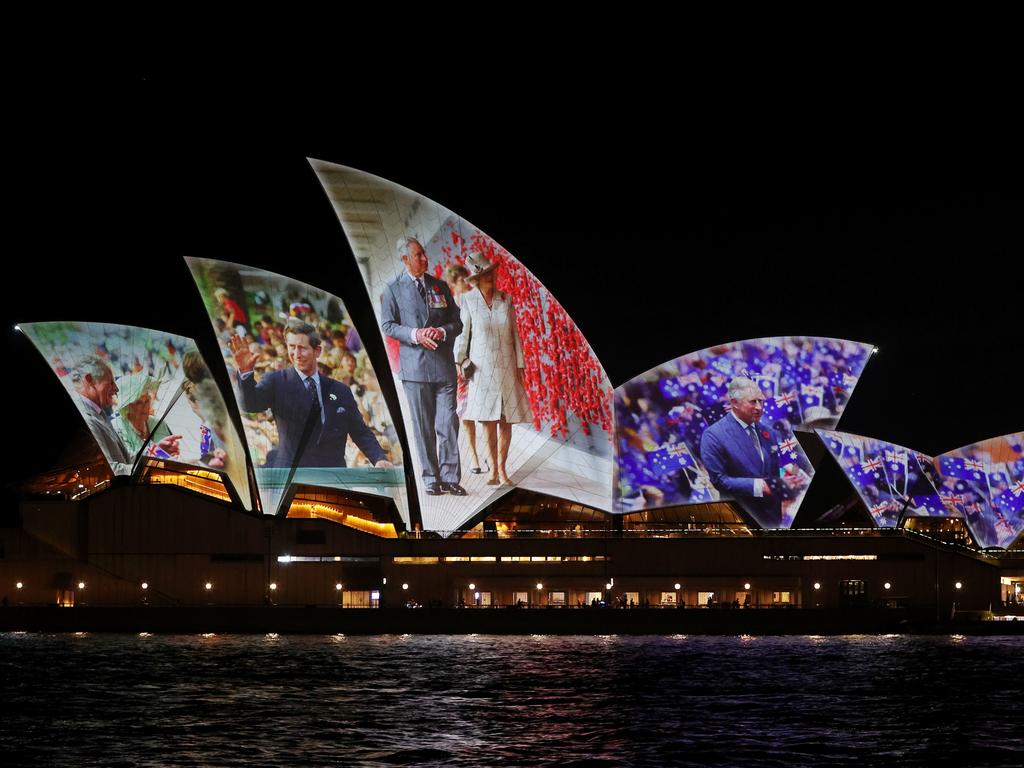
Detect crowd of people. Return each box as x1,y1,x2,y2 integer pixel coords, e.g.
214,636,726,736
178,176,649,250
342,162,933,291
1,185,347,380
613,337,870,522
204,274,401,471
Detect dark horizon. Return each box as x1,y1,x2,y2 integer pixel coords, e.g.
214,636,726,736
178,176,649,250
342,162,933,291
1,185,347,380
6,76,1021,492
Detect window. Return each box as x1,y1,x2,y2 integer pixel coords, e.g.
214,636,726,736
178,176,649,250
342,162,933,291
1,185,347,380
660,591,677,606
840,580,865,596
548,591,567,607
478,591,492,607
623,591,640,607
698,591,716,607
513,591,529,607
772,591,792,605
585,591,603,605
342,590,379,608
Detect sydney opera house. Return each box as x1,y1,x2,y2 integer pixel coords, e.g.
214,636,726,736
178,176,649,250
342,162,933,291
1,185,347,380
2,162,1021,625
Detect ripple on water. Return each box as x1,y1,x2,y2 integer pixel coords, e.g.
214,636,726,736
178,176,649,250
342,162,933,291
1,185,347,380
1,634,1022,767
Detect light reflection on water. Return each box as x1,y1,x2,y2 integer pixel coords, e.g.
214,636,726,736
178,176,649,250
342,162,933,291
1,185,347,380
1,633,1021,767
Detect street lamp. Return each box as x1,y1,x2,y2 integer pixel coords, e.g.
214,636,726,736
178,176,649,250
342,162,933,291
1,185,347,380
955,582,963,590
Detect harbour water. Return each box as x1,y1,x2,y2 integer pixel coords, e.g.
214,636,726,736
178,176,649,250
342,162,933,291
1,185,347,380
2,633,1021,766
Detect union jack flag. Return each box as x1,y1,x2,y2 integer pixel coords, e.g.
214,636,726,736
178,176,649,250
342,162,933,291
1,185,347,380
941,493,964,507
885,449,907,465
775,390,798,406
860,458,883,474
778,437,799,455
964,458,985,472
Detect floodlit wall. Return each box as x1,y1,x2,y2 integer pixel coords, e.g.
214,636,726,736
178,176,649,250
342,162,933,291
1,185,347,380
934,433,1024,548
613,337,873,527
20,322,251,510
311,161,614,532
185,258,407,521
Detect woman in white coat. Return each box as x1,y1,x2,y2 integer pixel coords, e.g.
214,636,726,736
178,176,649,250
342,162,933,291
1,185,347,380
453,254,532,485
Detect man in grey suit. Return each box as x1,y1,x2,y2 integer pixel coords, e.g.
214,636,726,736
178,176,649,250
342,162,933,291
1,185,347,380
381,236,466,496
71,355,180,475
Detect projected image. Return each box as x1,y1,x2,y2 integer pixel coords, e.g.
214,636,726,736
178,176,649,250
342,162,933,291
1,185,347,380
817,430,945,527
186,258,405,518
311,161,614,531
935,433,1024,549
20,322,251,508
613,337,874,527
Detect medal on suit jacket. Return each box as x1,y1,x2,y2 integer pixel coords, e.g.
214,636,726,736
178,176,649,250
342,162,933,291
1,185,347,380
427,286,448,309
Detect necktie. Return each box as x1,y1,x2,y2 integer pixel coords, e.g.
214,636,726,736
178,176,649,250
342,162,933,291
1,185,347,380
747,425,763,468
415,278,427,303
305,377,323,423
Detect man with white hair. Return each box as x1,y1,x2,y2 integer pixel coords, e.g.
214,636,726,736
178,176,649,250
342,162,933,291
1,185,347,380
71,355,134,475
380,236,465,496
699,377,783,527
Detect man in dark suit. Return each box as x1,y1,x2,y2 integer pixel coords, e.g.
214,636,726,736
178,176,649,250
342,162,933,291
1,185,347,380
229,319,391,469
700,377,783,527
380,236,465,496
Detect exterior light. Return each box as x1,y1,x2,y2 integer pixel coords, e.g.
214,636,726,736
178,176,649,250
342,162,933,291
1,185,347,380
871,346,879,355
536,583,543,590
16,582,23,589
744,583,751,590
78,581,86,590
205,582,213,591
335,583,343,591
269,583,277,591
813,582,821,590
955,582,962,590
468,583,476,590
382,577,387,585
402,583,409,590
141,582,149,590
674,583,681,590
605,583,613,590
883,582,891,590
474,592,480,600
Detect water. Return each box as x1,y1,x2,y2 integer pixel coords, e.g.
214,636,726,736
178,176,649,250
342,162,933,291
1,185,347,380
1,633,1021,767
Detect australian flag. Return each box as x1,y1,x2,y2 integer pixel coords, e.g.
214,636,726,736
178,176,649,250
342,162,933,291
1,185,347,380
988,469,1009,489
940,456,987,481
710,357,734,377
199,424,213,456
857,457,884,476
764,390,800,422
778,437,801,462
755,375,777,399
910,493,947,516
659,377,686,400
801,384,824,410
701,375,728,405
823,433,845,458
843,444,863,464
647,443,696,474
688,485,716,503
994,480,1024,515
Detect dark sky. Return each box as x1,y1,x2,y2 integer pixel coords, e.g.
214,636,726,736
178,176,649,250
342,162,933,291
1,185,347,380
5,75,1021,492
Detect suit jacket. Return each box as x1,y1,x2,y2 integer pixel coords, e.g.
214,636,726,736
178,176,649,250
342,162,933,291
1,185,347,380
238,367,385,468
700,415,783,526
77,392,134,475
380,272,462,384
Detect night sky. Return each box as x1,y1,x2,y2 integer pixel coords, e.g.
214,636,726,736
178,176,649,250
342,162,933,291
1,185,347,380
5,75,1021,504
